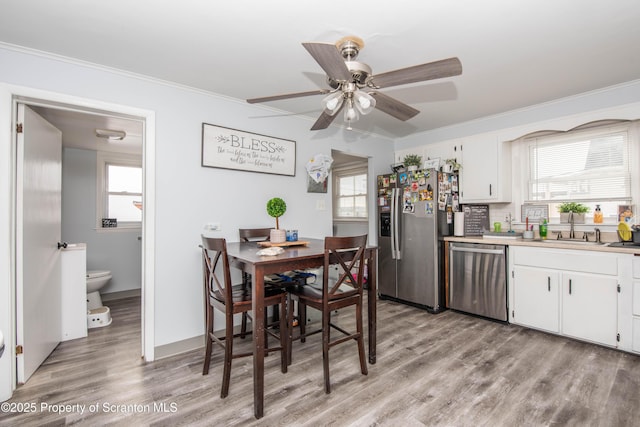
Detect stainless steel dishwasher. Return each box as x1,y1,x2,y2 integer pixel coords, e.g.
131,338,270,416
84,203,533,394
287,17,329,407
449,242,507,321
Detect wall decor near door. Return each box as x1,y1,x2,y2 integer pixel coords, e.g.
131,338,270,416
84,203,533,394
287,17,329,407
201,123,296,176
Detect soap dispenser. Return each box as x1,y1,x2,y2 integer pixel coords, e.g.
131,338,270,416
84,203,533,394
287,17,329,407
594,204,603,224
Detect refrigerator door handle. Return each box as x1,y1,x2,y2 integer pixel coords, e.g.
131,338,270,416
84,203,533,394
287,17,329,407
390,188,396,259
393,188,401,259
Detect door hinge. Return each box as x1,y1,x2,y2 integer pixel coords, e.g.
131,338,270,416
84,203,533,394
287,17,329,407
16,345,23,355
511,270,514,278
512,310,515,318
617,284,621,293
617,333,620,342
16,123,23,133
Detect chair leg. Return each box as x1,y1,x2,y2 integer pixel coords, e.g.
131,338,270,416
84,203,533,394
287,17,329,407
279,298,288,373
221,313,234,398
240,312,248,339
299,302,307,343
322,307,331,394
356,299,368,376
202,306,213,375
287,294,294,365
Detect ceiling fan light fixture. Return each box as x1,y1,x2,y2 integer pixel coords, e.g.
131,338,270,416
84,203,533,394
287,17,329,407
321,91,344,116
353,90,376,115
343,98,359,130
95,128,126,141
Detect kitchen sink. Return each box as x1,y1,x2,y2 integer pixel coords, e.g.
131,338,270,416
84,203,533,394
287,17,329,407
539,239,606,246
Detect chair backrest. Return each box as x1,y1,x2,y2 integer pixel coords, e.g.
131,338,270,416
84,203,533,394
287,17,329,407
323,235,367,302
201,235,232,304
239,227,273,242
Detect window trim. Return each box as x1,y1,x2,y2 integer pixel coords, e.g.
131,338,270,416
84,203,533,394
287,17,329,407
332,163,369,221
96,151,142,231
515,120,640,223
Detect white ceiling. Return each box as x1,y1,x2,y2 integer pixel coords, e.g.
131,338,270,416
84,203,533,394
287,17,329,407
2,0,640,141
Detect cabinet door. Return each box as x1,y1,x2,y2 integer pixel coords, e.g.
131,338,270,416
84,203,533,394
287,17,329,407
512,266,560,333
460,136,497,202
562,272,618,347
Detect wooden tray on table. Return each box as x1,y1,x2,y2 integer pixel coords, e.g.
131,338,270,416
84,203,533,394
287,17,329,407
257,240,309,248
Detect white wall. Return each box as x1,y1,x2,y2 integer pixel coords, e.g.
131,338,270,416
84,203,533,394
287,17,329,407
396,79,640,149
0,45,394,353
62,148,141,294
394,80,640,229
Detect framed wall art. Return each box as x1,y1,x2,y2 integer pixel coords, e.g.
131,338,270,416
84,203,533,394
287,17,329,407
201,123,296,176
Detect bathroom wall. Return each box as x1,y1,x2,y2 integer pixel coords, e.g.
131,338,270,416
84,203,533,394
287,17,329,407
62,147,141,294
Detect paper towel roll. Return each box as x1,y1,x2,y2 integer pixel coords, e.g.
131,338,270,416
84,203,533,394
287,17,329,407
454,212,465,236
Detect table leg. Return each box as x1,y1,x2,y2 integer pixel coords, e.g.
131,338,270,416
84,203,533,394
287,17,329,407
252,266,265,418
367,249,377,364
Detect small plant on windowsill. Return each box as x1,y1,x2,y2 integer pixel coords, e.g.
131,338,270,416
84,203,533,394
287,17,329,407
558,202,589,224
403,154,422,171
266,197,287,242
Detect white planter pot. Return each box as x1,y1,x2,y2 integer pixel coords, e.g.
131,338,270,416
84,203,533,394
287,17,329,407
270,229,286,243
407,165,418,171
560,212,585,224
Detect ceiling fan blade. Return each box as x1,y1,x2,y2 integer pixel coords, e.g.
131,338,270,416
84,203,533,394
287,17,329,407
247,89,329,104
302,42,352,82
310,108,342,131
371,57,462,88
370,92,420,121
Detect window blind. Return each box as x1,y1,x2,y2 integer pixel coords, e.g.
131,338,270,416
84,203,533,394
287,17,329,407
526,126,631,203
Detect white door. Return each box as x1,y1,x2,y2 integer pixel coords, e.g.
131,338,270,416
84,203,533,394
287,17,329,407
16,104,63,383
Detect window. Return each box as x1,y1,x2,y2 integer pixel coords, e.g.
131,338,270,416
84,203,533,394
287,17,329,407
524,121,636,221
333,166,368,220
97,152,142,229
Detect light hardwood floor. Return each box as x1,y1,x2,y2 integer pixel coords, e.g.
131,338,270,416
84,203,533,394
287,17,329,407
1,295,639,426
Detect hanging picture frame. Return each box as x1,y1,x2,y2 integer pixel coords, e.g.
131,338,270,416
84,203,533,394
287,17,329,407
201,123,296,176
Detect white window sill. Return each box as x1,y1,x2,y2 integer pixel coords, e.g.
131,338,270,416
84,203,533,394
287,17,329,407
94,226,141,233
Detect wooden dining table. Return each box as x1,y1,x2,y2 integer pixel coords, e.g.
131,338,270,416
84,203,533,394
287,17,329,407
225,237,377,419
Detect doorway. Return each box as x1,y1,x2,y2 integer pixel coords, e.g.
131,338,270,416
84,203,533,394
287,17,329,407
0,87,156,400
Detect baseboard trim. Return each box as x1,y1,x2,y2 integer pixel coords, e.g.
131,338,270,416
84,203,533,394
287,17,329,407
101,288,141,301
155,334,205,360
154,321,280,360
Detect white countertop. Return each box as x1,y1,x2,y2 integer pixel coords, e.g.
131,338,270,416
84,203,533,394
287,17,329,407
444,235,640,255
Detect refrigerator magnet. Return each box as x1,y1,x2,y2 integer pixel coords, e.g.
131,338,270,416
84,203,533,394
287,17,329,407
426,202,434,214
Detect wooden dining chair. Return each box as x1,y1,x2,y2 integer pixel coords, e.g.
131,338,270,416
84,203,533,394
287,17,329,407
238,228,274,338
287,234,368,393
200,235,288,398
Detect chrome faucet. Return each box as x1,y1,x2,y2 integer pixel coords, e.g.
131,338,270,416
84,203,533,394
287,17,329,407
568,211,576,239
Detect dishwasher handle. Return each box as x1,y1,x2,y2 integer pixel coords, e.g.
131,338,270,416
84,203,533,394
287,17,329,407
450,246,505,255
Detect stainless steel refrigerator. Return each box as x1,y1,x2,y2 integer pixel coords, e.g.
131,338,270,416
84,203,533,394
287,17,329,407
376,168,458,312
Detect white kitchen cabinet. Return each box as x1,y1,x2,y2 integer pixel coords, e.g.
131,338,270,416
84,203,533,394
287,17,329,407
561,272,618,347
459,135,511,203
509,246,620,349
631,257,640,352
511,266,560,333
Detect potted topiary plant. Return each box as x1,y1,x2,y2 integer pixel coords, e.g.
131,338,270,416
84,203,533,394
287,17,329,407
403,154,422,171
266,197,287,243
558,202,589,224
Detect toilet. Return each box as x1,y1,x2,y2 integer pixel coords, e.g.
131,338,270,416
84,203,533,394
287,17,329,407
86,270,112,328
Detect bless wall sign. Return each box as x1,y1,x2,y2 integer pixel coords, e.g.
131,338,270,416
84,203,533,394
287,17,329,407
201,123,296,176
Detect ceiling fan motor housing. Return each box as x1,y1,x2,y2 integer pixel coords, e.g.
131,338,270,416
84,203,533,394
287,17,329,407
326,61,372,89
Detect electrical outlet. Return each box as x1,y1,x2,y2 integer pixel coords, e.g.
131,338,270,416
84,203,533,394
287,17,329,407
316,200,326,211
205,222,221,231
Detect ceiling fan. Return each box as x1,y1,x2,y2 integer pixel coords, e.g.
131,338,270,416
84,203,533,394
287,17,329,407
247,35,462,131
